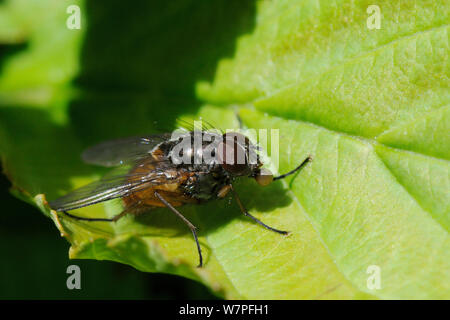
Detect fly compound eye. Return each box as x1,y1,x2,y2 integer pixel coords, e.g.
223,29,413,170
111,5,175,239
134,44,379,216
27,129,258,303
217,132,250,175
255,168,273,186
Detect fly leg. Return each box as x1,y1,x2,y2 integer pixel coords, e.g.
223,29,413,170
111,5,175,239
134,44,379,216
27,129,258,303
230,185,289,235
63,210,123,222
273,156,312,181
62,201,143,222
154,191,203,268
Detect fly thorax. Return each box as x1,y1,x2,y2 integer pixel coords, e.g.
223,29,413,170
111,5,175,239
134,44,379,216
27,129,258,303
168,131,222,167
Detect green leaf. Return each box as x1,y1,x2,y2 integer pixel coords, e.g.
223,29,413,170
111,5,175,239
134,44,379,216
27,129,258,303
0,0,448,299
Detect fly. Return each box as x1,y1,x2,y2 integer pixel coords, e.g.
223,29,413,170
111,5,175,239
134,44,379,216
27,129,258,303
49,128,311,267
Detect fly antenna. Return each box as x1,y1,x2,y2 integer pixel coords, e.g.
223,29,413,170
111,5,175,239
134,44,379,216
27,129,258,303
273,156,312,181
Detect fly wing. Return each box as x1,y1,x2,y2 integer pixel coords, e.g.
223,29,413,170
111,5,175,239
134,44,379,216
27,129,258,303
49,162,175,211
82,134,171,167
